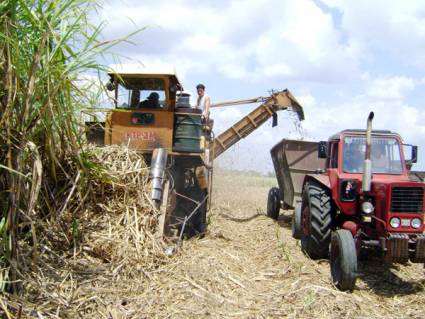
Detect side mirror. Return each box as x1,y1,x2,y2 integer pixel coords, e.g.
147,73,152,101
412,145,418,163
404,144,418,164
106,80,115,92
318,141,327,158
272,112,278,127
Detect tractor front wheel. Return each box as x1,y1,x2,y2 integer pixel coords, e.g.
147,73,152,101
267,187,281,220
300,182,332,259
330,229,357,291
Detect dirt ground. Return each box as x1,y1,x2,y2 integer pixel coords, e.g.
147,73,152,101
137,171,425,319
3,170,425,318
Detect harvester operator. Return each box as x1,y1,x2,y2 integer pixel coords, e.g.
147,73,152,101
195,84,211,120
140,92,160,108
195,83,214,134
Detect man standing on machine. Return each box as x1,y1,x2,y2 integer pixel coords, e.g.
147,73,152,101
195,84,211,120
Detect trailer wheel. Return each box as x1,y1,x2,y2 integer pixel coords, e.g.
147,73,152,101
292,203,303,239
301,182,332,259
267,187,281,220
330,229,357,291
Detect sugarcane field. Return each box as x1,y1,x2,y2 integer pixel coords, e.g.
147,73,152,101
1,1,425,318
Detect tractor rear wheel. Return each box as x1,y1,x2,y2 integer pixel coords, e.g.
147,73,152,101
266,187,281,220
301,182,332,259
330,229,357,291
292,203,303,239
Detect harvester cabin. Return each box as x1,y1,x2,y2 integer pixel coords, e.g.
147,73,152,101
103,69,190,152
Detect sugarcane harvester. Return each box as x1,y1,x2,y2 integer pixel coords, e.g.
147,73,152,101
268,112,425,291
85,67,304,238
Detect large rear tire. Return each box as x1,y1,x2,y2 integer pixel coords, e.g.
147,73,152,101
301,182,332,259
330,229,358,291
267,187,281,220
292,203,303,239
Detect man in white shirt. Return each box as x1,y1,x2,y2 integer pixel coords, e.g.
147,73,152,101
196,84,211,120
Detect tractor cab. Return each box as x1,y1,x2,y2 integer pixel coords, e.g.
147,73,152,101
323,130,412,177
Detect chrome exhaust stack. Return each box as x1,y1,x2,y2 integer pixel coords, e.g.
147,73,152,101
150,148,168,206
362,112,374,193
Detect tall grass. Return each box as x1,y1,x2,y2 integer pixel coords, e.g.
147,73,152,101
0,0,121,292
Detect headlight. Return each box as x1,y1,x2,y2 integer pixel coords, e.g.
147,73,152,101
390,217,401,228
411,218,422,229
361,201,374,214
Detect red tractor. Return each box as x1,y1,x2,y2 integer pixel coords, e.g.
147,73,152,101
268,113,425,291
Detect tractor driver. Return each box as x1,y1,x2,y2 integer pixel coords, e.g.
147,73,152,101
139,92,160,108
372,144,389,172
343,143,363,172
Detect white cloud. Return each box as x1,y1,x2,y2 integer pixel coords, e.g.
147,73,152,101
99,0,363,83
321,1,425,66
262,63,292,78
366,76,416,100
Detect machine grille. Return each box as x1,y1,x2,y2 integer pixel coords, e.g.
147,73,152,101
391,187,424,213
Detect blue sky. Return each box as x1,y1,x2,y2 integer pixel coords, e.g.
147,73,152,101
96,0,425,173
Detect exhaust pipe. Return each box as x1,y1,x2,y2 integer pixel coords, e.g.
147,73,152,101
150,148,168,206
362,112,374,192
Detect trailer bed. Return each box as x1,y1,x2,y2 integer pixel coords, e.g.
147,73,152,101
270,139,326,208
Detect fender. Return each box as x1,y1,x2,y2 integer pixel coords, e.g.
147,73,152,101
303,173,331,192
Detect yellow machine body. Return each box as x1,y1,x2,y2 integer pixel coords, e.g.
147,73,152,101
103,72,181,153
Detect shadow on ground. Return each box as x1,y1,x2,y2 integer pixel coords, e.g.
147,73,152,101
359,255,425,297
277,211,292,229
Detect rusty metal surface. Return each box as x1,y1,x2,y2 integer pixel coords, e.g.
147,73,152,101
385,233,409,263
409,171,425,182
271,139,326,208
412,234,425,263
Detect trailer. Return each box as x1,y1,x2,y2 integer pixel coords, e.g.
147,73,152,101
267,139,326,217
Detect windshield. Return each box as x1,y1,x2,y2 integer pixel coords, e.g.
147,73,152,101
116,77,167,109
343,136,404,174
